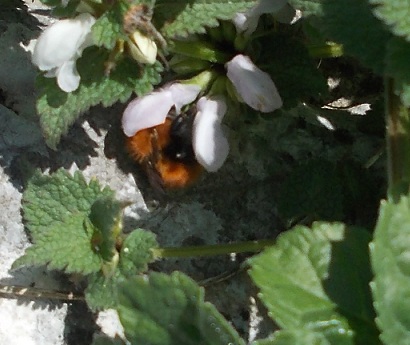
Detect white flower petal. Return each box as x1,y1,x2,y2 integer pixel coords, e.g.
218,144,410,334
193,97,229,172
56,60,80,92
226,54,282,112
169,83,201,113
32,13,95,71
122,90,174,137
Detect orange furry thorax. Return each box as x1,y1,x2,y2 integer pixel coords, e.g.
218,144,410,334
126,116,203,189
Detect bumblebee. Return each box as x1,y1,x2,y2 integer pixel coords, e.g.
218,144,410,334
126,111,203,190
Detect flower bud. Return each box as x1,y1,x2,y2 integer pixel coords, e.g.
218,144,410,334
128,31,157,64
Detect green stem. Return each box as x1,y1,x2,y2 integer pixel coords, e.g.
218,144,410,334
0,284,84,301
152,239,275,258
385,78,410,199
307,42,344,59
169,40,232,63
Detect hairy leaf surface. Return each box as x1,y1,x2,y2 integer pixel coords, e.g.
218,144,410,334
371,196,410,345
249,222,379,344
118,271,246,345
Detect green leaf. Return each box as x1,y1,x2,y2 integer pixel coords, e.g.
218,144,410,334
15,169,113,274
92,2,126,49
277,159,344,223
371,196,410,345
85,229,158,310
37,47,162,148
119,229,158,277
154,0,256,39
85,271,125,311
386,36,410,107
22,169,113,236
253,325,353,345
313,0,390,73
14,214,101,274
249,222,379,345
88,196,125,263
369,0,410,41
118,271,246,345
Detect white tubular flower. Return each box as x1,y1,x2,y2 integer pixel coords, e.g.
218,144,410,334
234,0,289,35
128,31,158,64
226,54,282,112
122,83,201,137
32,13,96,92
193,97,229,172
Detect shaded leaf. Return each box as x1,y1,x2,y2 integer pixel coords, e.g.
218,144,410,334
258,32,328,109
277,159,344,223
386,36,410,107
85,271,125,311
118,271,246,345
88,196,125,263
302,0,390,73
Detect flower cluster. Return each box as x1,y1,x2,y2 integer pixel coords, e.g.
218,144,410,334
123,1,289,176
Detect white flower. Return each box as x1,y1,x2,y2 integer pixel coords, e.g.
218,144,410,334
234,0,292,35
193,97,229,172
226,54,282,112
32,13,96,92
122,83,201,137
128,31,157,64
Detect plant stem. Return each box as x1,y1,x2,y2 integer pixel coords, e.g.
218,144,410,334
385,77,410,199
0,284,84,301
152,239,275,258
